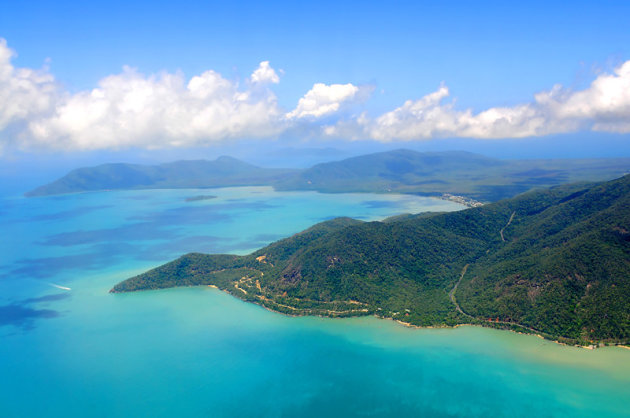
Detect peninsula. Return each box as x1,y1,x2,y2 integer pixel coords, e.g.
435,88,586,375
112,174,630,346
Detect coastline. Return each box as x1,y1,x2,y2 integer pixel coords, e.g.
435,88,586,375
115,284,628,350
390,318,610,350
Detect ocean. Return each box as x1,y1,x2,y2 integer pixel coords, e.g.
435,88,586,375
0,187,628,417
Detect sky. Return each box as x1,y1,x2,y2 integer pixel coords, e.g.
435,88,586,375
1,0,630,169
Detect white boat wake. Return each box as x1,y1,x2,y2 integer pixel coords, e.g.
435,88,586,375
50,283,72,291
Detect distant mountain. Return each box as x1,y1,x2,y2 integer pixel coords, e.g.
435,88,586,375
274,149,630,201
112,174,630,345
25,156,297,197
26,149,630,201
242,146,353,168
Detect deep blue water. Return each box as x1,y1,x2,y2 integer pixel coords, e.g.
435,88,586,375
0,187,628,417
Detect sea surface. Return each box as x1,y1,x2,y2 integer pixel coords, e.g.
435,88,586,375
0,187,628,417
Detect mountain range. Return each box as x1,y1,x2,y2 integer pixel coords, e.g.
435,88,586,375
25,156,297,197
26,150,630,201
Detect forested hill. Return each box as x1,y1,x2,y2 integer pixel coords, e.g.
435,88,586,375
26,149,630,201
273,149,630,201
25,156,297,197
112,175,630,345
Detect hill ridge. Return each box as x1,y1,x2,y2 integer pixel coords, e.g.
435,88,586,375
111,174,630,346
27,149,630,201
25,156,297,197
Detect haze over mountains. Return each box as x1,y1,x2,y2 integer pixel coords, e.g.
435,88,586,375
25,156,297,197
27,149,630,201
112,173,630,345
30,146,630,346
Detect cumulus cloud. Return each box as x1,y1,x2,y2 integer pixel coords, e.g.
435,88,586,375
0,39,58,133
28,66,284,150
250,61,280,84
536,61,630,133
0,39,289,151
1,36,630,153
329,61,630,141
286,83,366,119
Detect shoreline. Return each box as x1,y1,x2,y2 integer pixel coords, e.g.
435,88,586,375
389,318,610,350
236,290,629,350
115,284,628,351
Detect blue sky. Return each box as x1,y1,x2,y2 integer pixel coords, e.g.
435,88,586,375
1,0,630,164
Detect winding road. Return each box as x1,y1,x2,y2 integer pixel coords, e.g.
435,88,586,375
500,211,516,242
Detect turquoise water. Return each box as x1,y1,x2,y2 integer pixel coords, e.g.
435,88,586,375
0,188,628,417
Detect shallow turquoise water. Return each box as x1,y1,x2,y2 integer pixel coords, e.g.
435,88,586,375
0,188,628,417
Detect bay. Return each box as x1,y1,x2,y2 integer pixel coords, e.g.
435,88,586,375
0,187,628,417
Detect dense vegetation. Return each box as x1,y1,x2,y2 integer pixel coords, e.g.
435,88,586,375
274,149,630,201
25,156,297,196
112,175,630,345
27,150,630,201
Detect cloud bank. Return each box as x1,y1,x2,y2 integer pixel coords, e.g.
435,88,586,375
1,38,629,153
325,63,630,141
28,65,285,150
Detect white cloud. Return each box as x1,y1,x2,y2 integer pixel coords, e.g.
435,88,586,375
343,61,630,142
250,61,280,84
0,39,287,151
26,66,285,150
1,37,630,153
0,39,58,133
536,61,630,134
286,83,363,119
363,89,552,141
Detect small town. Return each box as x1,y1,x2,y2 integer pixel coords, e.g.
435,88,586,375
441,193,484,208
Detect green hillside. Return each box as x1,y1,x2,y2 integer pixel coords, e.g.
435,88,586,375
274,149,630,201
26,149,630,202
112,175,630,345
25,156,297,196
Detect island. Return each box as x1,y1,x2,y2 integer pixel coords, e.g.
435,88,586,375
112,174,630,347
